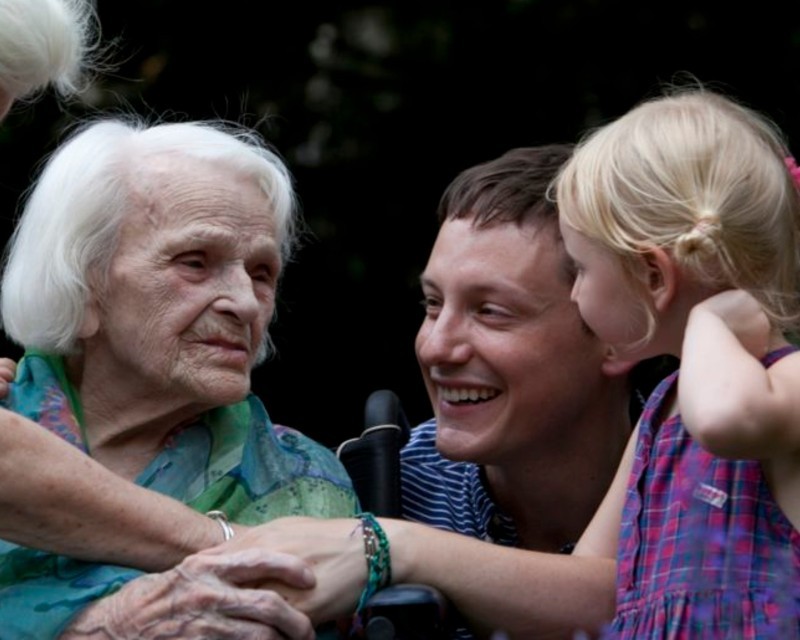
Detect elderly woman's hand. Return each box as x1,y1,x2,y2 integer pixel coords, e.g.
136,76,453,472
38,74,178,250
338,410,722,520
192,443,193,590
60,548,317,640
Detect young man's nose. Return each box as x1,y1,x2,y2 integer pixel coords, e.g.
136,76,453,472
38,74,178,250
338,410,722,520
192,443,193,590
416,310,473,365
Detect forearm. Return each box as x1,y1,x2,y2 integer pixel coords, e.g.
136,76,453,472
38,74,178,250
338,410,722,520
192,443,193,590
680,308,780,456
385,520,616,638
0,409,223,570
224,515,616,636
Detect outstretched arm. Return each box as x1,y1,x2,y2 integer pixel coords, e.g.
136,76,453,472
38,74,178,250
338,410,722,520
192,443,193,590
216,429,637,638
0,356,226,569
0,407,227,570
680,289,800,458
214,426,639,637
219,517,615,638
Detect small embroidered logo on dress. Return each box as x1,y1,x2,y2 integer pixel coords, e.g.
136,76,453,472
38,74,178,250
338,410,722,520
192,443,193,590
693,482,728,508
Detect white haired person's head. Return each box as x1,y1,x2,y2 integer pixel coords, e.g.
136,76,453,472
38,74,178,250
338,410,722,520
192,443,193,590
0,0,103,116
1,115,300,358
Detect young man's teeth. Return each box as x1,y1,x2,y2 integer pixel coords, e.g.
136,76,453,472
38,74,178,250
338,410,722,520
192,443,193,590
441,388,497,403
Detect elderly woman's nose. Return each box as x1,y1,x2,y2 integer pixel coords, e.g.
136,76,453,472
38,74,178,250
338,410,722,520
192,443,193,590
213,265,262,321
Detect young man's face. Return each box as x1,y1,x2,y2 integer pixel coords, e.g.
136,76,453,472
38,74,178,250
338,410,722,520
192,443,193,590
415,217,612,466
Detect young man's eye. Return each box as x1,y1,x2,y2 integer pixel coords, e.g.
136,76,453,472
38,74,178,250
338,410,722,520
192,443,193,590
562,256,581,283
478,305,507,318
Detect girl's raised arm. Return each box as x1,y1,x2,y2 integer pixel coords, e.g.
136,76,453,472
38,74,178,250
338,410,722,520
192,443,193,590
680,289,800,458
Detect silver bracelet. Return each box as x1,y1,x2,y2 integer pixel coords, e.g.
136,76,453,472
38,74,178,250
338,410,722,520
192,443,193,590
206,509,235,542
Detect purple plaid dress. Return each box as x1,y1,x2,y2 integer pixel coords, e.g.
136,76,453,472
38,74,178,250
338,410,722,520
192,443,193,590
607,346,800,639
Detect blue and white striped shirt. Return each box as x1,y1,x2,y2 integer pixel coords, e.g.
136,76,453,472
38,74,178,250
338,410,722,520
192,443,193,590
400,418,519,546
399,418,519,640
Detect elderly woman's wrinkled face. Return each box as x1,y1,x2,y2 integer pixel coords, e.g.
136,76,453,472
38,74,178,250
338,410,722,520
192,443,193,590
84,155,281,409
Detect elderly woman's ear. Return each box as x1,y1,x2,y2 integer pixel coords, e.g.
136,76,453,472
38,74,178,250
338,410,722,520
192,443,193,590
78,298,100,339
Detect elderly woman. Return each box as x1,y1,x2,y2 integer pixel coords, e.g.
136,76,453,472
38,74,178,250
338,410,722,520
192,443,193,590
0,116,359,638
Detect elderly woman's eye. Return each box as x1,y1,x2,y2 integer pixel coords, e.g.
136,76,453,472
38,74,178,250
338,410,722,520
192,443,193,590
251,265,274,284
176,253,206,269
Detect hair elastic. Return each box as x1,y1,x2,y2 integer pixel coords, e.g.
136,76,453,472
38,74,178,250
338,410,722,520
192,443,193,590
784,156,800,190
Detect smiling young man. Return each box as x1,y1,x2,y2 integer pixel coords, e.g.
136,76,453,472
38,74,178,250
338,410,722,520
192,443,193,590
401,147,637,634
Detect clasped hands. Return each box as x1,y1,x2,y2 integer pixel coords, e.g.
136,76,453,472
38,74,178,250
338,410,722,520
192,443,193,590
59,516,370,639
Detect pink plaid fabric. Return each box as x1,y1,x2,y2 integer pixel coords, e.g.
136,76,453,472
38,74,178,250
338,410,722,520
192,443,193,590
607,346,800,639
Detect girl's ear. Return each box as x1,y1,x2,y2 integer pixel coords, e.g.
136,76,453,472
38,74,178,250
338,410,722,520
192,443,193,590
642,246,676,313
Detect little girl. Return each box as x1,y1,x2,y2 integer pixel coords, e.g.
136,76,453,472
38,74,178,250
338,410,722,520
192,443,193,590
556,86,800,637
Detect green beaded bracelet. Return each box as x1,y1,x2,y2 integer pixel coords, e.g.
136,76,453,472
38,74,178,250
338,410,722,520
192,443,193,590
355,512,392,612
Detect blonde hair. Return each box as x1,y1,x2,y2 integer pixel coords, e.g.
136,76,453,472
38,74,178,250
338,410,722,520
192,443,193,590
556,86,800,339
0,0,102,100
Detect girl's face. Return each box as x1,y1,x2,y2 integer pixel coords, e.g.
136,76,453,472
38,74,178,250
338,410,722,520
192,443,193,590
559,218,650,358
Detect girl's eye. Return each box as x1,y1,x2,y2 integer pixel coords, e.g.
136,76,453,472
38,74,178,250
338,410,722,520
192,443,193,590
420,296,442,315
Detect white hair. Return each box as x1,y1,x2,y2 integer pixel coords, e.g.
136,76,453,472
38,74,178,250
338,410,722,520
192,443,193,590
0,0,101,100
1,115,299,354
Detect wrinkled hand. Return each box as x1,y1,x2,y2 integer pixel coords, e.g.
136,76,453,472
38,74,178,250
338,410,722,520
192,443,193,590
60,548,316,640
209,516,367,625
691,289,771,357
0,357,17,398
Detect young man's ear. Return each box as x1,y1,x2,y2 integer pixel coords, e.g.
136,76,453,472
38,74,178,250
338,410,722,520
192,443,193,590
641,246,676,312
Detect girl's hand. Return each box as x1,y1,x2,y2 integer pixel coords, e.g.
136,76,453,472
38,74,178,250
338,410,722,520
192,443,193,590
691,290,771,358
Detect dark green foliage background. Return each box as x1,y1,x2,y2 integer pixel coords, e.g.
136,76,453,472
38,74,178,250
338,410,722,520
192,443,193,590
1,1,798,445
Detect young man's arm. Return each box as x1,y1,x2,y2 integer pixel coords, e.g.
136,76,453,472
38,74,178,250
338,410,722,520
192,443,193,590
0,408,225,570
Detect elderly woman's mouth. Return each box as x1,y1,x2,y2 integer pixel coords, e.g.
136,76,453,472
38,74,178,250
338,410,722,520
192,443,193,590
198,338,251,364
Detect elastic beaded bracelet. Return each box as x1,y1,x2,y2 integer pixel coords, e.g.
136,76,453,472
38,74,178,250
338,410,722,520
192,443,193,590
355,512,392,612
206,509,235,542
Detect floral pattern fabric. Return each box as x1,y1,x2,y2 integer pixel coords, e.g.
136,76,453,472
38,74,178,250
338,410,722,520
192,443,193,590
0,352,359,638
